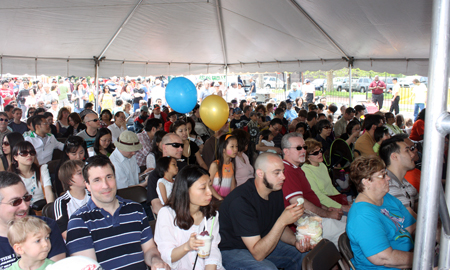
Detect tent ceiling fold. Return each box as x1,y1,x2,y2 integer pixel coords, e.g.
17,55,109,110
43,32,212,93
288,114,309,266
0,0,433,77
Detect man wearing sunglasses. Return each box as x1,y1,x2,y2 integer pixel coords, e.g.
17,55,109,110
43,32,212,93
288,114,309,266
77,112,100,148
281,133,346,246
24,115,64,165
0,171,66,269
379,136,419,219
147,133,185,215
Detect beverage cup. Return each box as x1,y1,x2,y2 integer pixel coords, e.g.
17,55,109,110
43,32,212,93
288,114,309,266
196,235,213,258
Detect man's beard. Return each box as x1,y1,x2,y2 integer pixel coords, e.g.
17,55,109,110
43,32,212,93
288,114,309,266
263,174,274,190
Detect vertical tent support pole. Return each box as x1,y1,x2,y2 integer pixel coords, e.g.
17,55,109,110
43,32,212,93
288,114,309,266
413,0,450,268
94,58,99,112
348,64,352,107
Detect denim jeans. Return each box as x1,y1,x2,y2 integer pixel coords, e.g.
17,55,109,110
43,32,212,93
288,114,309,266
414,103,425,121
221,241,307,270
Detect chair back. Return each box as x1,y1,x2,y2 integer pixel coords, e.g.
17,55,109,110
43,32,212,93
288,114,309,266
117,186,148,204
338,232,356,270
302,238,346,270
149,219,156,236
42,202,55,220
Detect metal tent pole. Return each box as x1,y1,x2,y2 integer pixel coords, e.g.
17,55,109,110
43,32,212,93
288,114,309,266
348,66,352,107
94,60,99,111
440,137,450,268
413,0,450,268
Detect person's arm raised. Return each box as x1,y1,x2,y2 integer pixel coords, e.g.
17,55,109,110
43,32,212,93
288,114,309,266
241,203,303,261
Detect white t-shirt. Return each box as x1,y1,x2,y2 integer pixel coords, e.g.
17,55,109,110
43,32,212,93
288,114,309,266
156,178,174,205
413,83,427,103
20,165,52,203
302,84,315,94
66,191,90,217
260,140,277,154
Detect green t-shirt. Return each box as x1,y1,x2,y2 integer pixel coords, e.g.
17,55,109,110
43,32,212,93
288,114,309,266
373,142,380,154
7,258,54,270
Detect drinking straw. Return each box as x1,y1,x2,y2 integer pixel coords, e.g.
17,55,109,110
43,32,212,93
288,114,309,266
210,216,216,235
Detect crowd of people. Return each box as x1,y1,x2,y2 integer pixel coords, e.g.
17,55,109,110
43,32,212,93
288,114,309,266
0,75,433,270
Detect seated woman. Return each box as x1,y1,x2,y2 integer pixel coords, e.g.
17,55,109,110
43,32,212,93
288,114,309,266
338,119,361,149
64,112,86,137
0,132,24,171
55,107,70,137
231,129,254,187
94,128,115,157
186,117,204,154
49,136,89,196
347,156,415,269
302,139,350,212
146,130,167,169
53,160,89,240
9,141,54,206
154,165,224,270
108,111,127,142
314,119,333,154
99,109,113,129
410,108,425,142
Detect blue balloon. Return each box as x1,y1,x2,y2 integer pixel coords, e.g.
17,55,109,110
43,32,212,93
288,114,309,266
165,77,198,114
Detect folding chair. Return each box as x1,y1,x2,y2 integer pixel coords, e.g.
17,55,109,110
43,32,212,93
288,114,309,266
302,239,346,270
338,233,356,270
41,202,55,220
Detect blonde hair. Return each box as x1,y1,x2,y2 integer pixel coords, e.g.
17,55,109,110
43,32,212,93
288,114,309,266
7,216,51,246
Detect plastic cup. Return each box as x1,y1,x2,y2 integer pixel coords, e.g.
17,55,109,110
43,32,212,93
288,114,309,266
196,235,213,258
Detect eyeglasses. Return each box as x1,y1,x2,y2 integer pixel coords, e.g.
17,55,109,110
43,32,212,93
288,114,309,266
0,118,8,122
322,126,331,130
87,119,99,123
309,148,324,156
2,141,10,146
17,150,37,157
288,145,308,151
0,194,33,207
372,170,388,180
165,143,184,148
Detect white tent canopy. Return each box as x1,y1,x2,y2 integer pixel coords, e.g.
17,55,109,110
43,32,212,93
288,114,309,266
0,0,432,77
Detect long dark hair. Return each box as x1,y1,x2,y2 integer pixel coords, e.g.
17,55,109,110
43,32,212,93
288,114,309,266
186,117,198,136
417,108,426,121
3,132,24,165
8,141,40,187
167,165,216,230
60,136,89,166
151,130,167,161
94,128,115,155
155,157,176,179
216,134,236,187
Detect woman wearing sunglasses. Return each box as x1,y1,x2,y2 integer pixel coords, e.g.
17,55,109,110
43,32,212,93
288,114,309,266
314,119,333,155
8,141,54,206
0,132,24,171
302,139,351,213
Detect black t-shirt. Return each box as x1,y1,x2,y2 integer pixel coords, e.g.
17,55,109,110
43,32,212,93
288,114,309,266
219,178,284,250
182,141,199,166
230,118,243,129
251,82,257,93
240,115,250,127
273,133,283,149
133,88,145,104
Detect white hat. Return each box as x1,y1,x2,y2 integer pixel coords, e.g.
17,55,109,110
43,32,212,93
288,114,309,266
114,131,143,152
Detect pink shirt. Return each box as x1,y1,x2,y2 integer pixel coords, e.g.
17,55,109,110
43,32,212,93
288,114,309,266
235,153,254,186
369,80,386,95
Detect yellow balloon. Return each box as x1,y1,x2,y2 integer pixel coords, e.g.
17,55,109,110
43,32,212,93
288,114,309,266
200,95,229,131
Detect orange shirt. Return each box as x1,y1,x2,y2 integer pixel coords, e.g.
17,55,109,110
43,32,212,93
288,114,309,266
404,168,421,192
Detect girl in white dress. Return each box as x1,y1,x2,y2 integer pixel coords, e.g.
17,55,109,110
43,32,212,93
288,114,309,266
155,157,178,205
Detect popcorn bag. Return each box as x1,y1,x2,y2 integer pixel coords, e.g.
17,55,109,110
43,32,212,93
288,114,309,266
295,198,323,245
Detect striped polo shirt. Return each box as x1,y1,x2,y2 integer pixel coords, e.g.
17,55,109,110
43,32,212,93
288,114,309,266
66,196,152,270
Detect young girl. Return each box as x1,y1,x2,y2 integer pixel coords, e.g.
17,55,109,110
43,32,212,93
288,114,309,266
209,134,238,200
154,165,224,270
156,157,179,205
8,141,54,205
257,129,278,154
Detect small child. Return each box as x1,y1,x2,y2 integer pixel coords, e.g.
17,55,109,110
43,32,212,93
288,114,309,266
164,111,178,132
7,216,54,270
155,157,178,205
373,126,391,154
258,129,277,154
230,108,243,131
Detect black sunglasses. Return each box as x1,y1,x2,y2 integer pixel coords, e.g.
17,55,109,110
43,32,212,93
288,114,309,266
0,118,8,122
2,141,9,146
17,150,37,157
309,148,324,156
289,145,308,151
165,143,183,148
87,119,99,123
0,194,33,207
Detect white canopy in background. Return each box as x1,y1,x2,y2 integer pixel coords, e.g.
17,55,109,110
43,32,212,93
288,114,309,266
0,0,432,77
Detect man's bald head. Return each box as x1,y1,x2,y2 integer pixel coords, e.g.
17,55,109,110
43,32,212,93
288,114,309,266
161,133,183,159
255,152,282,173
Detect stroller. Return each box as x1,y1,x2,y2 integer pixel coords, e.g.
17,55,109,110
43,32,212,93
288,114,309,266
322,138,357,197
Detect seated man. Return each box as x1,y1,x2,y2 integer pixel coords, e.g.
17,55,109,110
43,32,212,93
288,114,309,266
110,131,151,189
219,152,310,269
281,132,346,246
24,115,64,164
0,171,66,269
66,156,167,270
379,136,419,218
146,133,185,215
